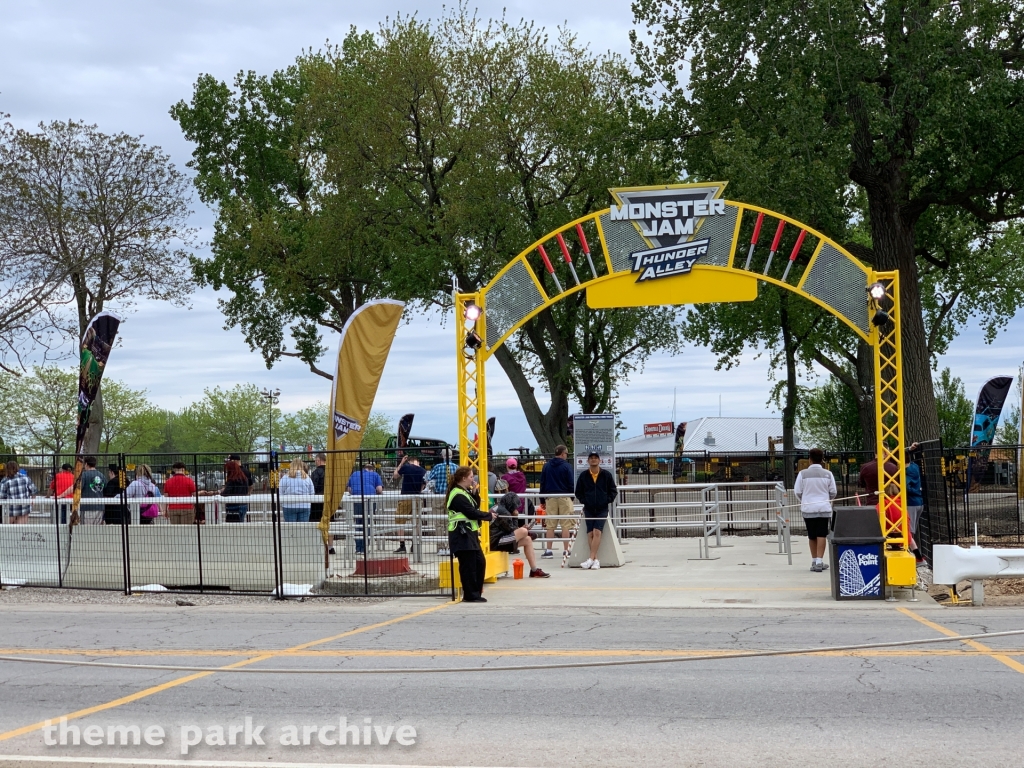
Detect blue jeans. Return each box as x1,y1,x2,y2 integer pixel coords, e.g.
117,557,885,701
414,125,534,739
226,504,248,523
353,501,376,554
282,508,307,523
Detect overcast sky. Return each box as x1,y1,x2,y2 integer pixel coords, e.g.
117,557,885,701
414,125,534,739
3,1,1022,450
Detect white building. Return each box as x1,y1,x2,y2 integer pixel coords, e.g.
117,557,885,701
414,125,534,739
615,417,804,454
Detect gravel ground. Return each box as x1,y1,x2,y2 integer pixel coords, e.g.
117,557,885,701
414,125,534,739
0,585,392,606
920,567,1024,606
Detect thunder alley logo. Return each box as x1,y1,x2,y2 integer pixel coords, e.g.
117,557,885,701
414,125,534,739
630,240,709,282
608,183,727,283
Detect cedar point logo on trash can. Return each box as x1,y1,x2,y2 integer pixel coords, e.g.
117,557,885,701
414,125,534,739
609,183,727,283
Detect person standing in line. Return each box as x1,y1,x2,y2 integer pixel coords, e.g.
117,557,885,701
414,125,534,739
428,449,459,496
539,445,575,559
78,456,107,525
126,464,161,524
347,461,383,554
1,461,36,523
102,464,127,525
574,452,618,570
228,453,254,491
163,462,197,525
280,459,315,522
428,449,459,555
904,444,925,563
392,455,427,554
857,453,897,505
794,448,837,572
206,460,251,523
50,463,75,524
309,453,326,522
501,458,528,497
446,466,497,602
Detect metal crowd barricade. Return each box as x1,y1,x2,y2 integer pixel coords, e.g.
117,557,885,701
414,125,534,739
765,482,793,565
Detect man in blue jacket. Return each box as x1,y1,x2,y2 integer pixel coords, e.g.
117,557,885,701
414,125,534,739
539,445,575,559
574,452,618,570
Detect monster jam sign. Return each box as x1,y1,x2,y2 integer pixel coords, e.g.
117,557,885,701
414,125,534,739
610,184,728,283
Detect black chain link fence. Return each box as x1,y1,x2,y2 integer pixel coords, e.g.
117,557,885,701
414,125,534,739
3,444,1019,586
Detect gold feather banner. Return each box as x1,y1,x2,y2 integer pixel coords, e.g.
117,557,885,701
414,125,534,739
319,299,405,544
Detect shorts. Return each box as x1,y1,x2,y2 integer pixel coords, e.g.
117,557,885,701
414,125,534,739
396,499,412,525
544,497,575,533
584,508,608,533
168,508,195,525
804,516,830,539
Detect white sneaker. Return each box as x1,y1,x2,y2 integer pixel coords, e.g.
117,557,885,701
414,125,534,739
580,559,593,569
591,559,600,570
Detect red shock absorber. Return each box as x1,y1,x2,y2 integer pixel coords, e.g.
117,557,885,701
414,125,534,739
537,244,563,294
744,211,765,271
781,229,808,282
762,220,787,275
576,223,598,279
556,232,581,286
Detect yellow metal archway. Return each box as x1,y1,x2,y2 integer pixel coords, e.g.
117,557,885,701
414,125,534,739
455,182,915,588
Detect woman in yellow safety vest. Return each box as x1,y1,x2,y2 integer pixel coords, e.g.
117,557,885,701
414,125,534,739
446,466,496,603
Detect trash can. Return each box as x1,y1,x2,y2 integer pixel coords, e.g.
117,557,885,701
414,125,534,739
827,506,886,600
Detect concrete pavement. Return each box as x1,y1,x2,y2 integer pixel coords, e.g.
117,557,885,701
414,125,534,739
1,598,1023,767
492,535,935,608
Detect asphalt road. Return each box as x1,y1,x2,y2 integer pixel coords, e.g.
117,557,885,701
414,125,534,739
1,599,1023,767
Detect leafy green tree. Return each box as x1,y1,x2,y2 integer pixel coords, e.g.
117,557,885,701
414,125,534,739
97,381,165,455
279,402,329,451
633,0,1024,443
173,9,679,452
934,368,973,449
0,120,196,451
178,384,275,454
1,366,77,454
360,412,393,451
798,376,864,454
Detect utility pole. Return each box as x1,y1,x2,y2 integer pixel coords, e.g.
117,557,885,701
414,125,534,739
260,388,281,456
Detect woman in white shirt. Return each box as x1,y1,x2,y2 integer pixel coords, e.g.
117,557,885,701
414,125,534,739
794,448,837,572
280,459,315,523
126,464,162,524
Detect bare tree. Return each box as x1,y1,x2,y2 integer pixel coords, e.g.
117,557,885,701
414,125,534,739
0,119,196,451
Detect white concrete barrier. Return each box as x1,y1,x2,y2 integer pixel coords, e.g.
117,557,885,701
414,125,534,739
0,524,325,592
933,544,1024,605
933,544,1024,584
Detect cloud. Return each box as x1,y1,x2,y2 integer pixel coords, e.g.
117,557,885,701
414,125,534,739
2,1,1021,450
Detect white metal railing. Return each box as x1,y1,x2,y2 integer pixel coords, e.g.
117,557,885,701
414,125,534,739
1,483,793,563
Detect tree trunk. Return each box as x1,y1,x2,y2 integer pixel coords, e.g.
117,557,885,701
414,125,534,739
492,345,567,453
866,192,940,444
855,341,876,451
84,387,103,456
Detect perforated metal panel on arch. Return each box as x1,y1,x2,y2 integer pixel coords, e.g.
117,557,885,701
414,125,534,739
599,213,648,273
800,242,870,334
481,257,545,348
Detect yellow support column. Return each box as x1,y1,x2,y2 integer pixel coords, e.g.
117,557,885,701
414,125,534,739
869,272,915,587
450,292,508,589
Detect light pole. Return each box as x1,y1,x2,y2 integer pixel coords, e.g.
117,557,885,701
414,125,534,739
260,388,280,456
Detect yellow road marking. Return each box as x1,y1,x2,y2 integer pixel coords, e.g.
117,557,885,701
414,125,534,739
1,647,1023,658
897,606,1024,675
0,602,453,743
